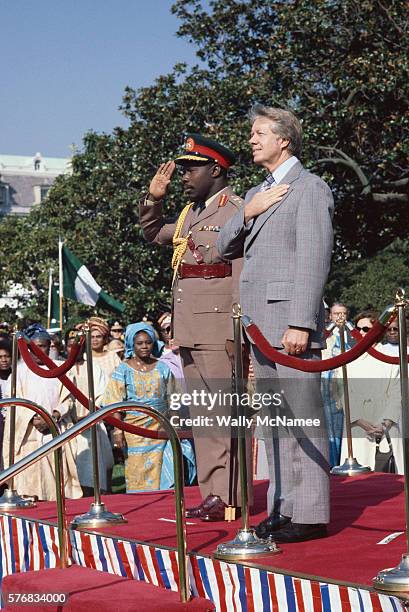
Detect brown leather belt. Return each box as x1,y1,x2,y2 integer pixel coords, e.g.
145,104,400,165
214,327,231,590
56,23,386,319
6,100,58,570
178,263,232,279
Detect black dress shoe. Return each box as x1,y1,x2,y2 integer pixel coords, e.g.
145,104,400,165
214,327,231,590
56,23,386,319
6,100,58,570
255,513,291,539
185,502,205,519
272,522,327,543
200,496,227,522
185,494,222,519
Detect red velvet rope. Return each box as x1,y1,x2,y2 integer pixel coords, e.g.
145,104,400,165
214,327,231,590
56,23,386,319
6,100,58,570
18,336,86,378
18,339,190,441
244,320,388,372
349,327,407,365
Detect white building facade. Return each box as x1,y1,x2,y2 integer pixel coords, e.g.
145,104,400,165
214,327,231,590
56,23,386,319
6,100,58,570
0,153,70,215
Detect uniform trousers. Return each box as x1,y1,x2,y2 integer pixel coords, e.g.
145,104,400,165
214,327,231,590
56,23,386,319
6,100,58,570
252,345,330,524
180,346,252,507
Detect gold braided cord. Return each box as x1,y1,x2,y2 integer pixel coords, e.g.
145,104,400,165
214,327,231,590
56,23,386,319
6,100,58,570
171,203,193,283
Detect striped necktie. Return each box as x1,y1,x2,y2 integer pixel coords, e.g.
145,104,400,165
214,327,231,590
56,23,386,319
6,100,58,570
259,173,276,192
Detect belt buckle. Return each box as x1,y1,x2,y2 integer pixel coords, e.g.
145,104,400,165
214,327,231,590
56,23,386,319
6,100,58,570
203,267,213,279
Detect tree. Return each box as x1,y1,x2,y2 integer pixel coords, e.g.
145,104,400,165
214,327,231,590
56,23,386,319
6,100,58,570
171,0,408,260
0,129,174,323
326,238,409,315
0,0,407,323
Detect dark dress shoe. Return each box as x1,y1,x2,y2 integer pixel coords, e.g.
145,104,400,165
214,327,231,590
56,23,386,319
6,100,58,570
185,503,205,519
200,496,227,522
185,494,222,518
272,522,327,543
255,513,291,539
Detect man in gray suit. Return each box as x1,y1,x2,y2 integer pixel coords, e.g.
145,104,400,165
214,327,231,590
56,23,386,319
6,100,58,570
217,105,334,542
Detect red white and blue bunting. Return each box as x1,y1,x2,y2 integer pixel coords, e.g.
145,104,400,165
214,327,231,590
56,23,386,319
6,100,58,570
0,514,404,611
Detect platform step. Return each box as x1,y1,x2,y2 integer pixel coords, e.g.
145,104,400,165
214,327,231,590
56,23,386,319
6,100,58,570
2,565,215,611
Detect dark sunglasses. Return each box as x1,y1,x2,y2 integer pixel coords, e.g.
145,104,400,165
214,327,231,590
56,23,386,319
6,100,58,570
356,325,371,333
388,327,399,332
161,326,171,333
111,328,123,332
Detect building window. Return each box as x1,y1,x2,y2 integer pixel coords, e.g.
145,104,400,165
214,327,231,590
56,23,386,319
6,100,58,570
0,184,8,207
33,185,50,204
34,159,41,170
40,185,50,201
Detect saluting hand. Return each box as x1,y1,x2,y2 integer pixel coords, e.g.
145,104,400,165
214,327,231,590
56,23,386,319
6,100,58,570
244,184,289,223
148,161,176,201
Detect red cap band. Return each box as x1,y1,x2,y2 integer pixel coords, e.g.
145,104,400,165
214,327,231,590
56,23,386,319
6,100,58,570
192,144,230,169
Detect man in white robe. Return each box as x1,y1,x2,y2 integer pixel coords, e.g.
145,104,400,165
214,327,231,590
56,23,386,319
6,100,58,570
57,330,114,495
2,325,82,501
339,352,403,473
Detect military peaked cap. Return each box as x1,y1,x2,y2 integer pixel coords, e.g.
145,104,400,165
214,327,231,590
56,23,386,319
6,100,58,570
175,133,236,169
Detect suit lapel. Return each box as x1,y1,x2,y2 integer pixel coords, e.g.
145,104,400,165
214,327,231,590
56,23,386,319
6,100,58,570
251,185,294,231
245,162,304,251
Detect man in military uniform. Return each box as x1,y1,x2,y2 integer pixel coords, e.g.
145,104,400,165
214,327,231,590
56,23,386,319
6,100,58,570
138,134,245,521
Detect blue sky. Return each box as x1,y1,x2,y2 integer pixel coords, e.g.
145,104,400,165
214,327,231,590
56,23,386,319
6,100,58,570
0,1,199,158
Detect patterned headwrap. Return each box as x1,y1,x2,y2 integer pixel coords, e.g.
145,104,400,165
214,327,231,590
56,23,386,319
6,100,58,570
124,322,164,359
157,312,172,327
88,316,110,339
24,323,51,342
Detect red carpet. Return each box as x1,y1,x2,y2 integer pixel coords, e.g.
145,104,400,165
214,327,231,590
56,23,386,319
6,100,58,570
8,473,407,588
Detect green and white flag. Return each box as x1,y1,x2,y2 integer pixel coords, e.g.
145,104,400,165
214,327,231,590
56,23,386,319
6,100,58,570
47,268,64,331
61,244,125,314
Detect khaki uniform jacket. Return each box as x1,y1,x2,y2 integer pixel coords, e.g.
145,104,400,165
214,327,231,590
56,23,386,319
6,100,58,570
139,186,243,348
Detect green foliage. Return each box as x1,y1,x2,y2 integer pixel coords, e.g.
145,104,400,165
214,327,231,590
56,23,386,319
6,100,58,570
326,239,409,315
0,0,407,324
171,0,408,259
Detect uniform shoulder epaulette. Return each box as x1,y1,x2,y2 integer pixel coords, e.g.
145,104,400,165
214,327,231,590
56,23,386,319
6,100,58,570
229,194,244,209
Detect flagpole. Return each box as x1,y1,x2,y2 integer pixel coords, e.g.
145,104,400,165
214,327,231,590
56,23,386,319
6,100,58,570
58,238,64,331
47,268,53,329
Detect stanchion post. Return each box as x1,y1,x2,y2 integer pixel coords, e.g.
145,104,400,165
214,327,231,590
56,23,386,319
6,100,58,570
340,320,354,460
234,306,249,530
71,326,126,528
331,317,371,476
0,331,36,509
399,302,409,554
8,331,18,488
374,288,409,594
214,304,279,560
86,327,101,503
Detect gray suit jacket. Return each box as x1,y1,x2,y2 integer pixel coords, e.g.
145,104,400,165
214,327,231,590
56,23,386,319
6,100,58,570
217,161,334,349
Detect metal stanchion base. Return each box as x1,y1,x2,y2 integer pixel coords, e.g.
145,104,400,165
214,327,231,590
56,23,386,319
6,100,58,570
331,457,371,476
70,502,127,529
0,489,36,510
214,528,280,561
373,554,409,594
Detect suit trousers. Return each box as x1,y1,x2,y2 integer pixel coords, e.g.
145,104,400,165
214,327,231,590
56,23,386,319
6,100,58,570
180,346,252,507
252,345,330,524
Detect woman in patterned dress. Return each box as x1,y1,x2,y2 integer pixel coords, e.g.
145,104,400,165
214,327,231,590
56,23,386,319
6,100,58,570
102,322,175,492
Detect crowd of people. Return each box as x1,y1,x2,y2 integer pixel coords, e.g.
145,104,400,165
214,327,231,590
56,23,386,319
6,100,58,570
0,314,195,501
322,302,406,474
